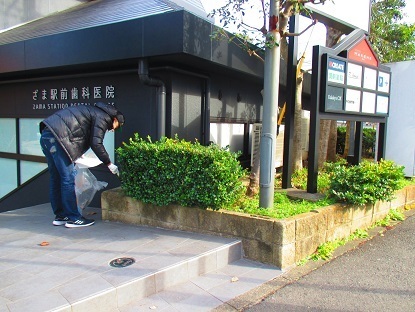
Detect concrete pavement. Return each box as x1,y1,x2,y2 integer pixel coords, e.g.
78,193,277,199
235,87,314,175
215,209,415,312
0,203,282,312
1,203,414,311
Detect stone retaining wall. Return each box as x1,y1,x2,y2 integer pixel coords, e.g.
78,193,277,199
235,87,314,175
101,185,415,269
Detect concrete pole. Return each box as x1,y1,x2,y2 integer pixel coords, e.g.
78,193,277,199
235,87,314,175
259,0,280,208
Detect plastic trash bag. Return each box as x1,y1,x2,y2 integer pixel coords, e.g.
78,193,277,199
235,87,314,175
74,164,108,212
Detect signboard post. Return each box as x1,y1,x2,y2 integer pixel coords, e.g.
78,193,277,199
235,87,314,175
307,41,391,193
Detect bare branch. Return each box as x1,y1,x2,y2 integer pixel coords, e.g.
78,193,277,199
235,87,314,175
283,19,318,37
240,21,266,34
247,49,265,63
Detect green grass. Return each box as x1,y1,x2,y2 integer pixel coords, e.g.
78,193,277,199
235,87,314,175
225,191,336,219
298,208,406,265
223,162,414,220
372,209,405,227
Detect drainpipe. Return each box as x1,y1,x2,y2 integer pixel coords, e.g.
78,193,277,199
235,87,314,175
151,66,211,145
138,59,166,139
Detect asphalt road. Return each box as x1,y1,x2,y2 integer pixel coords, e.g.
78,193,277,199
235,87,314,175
245,213,415,312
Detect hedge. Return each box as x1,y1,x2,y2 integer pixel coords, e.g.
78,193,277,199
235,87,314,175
116,135,246,210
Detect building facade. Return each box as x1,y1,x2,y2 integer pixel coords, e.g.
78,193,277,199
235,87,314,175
0,0,279,210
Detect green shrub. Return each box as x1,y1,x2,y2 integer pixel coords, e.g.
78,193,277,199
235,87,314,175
291,167,308,190
291,161,341,194
336,126,346,155
116,134,246,210
362,128,376,158
328,159,405,205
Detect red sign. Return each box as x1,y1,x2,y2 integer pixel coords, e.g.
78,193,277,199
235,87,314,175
348,39,378,67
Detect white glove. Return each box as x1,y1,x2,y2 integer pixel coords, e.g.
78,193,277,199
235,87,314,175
108,163,119,176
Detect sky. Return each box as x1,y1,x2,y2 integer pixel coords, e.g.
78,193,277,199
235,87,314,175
199,0,415,68
200,0,415,25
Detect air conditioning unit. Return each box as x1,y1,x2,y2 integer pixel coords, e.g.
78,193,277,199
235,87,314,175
301,111,310,160
251,123,262,167
250,123,284,168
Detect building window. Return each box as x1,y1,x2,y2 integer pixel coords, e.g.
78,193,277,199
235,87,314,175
0,159,17,198
19,118,43,156
0,118,16,153
20,160,47,184
0,117,116,200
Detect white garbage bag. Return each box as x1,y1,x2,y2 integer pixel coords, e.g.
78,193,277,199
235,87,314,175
74,155,108,212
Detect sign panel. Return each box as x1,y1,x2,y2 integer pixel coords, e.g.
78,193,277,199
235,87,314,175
349,40,378,67
327,58,346,84
345,89,361,112
326,86,344,112
321,53,390,117
378,71,391,93
363,67,377,90
362,92,376,114
376,95,389,114
347,63,362,87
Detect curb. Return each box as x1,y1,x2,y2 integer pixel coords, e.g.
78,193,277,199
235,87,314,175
213,208,415,311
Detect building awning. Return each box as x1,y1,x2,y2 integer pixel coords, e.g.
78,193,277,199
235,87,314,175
0,0,210,45
0,0,263,80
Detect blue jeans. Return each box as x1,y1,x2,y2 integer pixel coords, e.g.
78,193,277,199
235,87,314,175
40,128,82,221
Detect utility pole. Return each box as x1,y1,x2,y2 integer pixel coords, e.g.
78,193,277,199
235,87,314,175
259,0,280,208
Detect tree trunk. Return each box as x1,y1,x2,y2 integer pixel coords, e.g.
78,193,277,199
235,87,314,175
318,119,330,168
343,121,351,158
318,27,343,166
292,72,304,171
246,152,260,197
327,120,338,162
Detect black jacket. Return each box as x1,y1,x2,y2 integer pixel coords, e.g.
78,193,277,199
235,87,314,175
40,102,118,165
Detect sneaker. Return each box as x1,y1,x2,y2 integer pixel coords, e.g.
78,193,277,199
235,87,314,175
65,217,95,228
53,216,70,226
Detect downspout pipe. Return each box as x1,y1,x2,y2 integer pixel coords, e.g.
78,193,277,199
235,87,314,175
151,66,211,145
138,58,166,139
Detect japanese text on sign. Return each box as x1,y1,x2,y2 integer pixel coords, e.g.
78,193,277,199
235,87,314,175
32,85,116,110
327,58,346,84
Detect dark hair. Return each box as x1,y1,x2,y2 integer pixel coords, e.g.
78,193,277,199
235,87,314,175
116,111,125,125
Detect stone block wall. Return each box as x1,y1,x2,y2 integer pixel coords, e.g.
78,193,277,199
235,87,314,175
101,185,415,269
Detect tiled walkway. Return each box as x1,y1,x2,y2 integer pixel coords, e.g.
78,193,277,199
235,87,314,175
0,204,282,312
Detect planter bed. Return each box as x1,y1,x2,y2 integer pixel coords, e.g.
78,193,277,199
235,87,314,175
101,185,415,269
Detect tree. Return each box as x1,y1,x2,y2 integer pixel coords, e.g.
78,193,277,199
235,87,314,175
318,26,343,168
210,0,330,199
369,0,415,63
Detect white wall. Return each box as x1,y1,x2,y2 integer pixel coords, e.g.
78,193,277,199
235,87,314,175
385,60,415,177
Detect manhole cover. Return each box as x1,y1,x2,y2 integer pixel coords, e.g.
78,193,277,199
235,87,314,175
109,257,135,268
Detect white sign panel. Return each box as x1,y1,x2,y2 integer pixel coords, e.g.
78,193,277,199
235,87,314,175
378,72,391,93
362,92,376,114
347,63,362,87
376,95,389,114
345,89,361,112
363,68,377,90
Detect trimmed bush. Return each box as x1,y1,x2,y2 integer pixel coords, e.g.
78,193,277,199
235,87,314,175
328,159,405,205
116,134,246,210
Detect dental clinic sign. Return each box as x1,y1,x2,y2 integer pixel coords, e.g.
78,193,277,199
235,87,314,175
321,53,390,116
32,84,116,110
